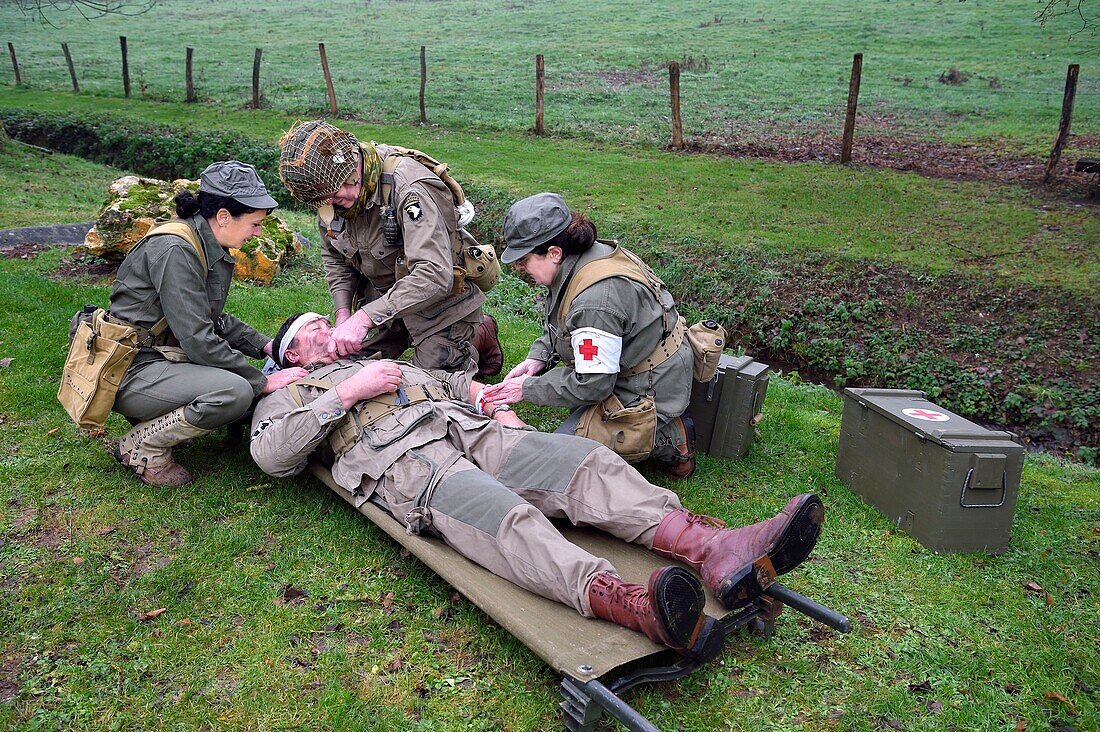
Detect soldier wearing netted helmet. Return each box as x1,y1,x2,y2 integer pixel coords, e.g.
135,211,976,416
277,120,502,377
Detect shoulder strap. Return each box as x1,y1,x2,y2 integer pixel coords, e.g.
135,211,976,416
286,377,336,407
380,153,402,210
378,144,467,207
132,220,209,275
557,244,662,323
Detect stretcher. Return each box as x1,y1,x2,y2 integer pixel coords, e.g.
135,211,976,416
310,465,849,731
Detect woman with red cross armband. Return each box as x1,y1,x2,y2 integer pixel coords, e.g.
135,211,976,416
482,193,697,478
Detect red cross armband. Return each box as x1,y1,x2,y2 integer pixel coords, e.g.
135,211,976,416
570,327,622,374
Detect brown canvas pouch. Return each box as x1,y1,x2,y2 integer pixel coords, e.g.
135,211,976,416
57,308,140,429
687,319,727,382
574,393,657,462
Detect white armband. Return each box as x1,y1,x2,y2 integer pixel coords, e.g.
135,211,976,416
570,327,622,374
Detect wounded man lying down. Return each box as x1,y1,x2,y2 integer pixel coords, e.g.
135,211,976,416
250,313,825,654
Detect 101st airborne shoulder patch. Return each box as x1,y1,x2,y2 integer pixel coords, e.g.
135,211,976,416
403,193,423,222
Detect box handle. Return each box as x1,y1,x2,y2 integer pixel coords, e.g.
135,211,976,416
749,390,763,425
705,371,719,402
959,469,1007,508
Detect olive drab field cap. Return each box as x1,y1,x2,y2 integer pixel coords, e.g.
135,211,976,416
501,192,572,263
278,120,359,207
200,160,279,210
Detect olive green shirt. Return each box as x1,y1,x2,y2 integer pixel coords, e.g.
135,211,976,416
108,214,270,396
522,242,693,423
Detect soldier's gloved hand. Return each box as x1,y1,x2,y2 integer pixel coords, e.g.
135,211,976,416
262,367,310,395
336,360,403,408
328,310,374,358
504,357,544,381
482,375,529,405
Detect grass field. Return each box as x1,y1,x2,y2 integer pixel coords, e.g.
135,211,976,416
0,148,1098,731
1,0,1097,153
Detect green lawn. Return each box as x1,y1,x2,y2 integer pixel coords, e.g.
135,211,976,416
1,0,1096,152
3,88,1097,296
0,145,1098,731
0,141,124,229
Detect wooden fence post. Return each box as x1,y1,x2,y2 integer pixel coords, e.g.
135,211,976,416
185,47,195,103
120,36,130,97
8,43,22,86
840,53,863,164
1043,63,1080,184
668,61,684,149
62,43,78,92
318,42,338,115
419,45,427,124
535,54,545,136
252,47,262,109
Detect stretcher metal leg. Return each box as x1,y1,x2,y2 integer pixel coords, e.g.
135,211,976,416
764,582,852,632
559,587,850,731
561,677,662,732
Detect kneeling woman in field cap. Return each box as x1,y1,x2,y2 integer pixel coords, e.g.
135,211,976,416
109,161,308,487
482,193,697,478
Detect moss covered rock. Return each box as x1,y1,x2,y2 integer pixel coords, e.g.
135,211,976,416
82,176,299,285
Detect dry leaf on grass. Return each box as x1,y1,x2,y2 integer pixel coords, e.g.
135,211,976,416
1044,691,1076,715
275,585,308,607
138,607,166,622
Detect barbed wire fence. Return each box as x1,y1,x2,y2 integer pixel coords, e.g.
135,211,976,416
2,35,1097,186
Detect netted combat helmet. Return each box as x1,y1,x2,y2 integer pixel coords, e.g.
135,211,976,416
278,120,360,207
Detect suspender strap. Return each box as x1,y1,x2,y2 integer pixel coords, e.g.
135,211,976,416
620,316,688,378
285,376,450,457
148,221,209,272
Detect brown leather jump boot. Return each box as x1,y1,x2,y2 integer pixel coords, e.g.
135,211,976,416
472,313,503,379
114,406,209,487
652,494,825,611
587,567,715,654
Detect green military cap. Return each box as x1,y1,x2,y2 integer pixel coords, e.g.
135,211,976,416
199,160,279,210
501,192,572,264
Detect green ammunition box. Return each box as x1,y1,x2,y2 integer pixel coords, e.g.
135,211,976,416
835,388,1024,554
687,354,770,460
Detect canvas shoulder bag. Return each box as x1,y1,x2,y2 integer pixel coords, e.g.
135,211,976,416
56,221,206,429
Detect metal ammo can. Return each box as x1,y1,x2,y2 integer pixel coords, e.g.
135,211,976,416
835,387,1024,554
686,354,770,460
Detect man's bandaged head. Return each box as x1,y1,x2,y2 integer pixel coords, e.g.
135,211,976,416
273,311,327,367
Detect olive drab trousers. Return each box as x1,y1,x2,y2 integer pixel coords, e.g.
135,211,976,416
114,359,255,429
367,425,684,615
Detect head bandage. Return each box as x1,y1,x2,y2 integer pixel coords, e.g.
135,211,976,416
276,312,327,366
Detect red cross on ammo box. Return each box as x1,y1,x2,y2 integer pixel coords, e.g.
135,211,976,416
835,388,1024,554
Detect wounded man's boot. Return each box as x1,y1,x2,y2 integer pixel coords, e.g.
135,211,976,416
114,406,210,487
472,313,503,379
652,494,825,611
586,567,715,654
